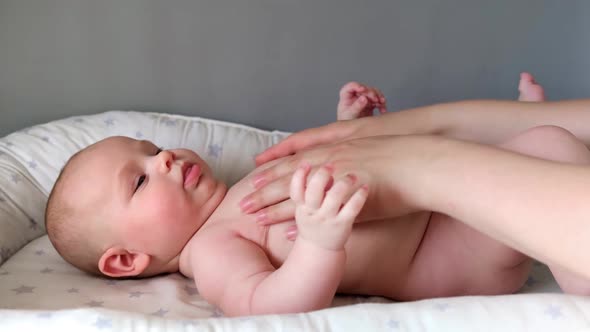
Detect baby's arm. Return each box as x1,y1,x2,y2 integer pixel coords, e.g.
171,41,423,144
194,167,368,316
192,232,345,316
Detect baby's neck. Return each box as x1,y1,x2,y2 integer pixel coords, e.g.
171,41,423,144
177,181,230,277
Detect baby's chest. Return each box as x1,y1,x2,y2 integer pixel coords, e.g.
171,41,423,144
263,222,297,267
263,213,431,274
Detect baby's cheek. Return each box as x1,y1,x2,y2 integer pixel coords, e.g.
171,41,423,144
145,193,184,224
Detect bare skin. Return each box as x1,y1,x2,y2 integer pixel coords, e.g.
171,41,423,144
57,74,590,318
245,73,590,296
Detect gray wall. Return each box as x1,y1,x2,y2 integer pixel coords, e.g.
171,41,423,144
1,0,589,137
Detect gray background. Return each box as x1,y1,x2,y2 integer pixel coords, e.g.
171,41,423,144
1,0,589,137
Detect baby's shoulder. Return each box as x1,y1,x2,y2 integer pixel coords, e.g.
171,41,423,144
189,222,263,261
186,224,274,301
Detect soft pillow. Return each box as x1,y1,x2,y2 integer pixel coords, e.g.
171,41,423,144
0,110,288,266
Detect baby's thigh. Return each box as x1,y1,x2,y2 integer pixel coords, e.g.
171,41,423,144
401,213,531,300
499,125,590,164
500,125,590,294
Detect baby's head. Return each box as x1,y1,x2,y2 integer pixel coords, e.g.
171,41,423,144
45,136,227,278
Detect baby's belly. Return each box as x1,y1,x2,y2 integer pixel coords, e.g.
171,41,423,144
264,211,431,298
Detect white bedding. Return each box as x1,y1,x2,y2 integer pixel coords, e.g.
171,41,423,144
0,110,589,331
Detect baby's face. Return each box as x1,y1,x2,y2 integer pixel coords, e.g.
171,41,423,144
79,136,226,267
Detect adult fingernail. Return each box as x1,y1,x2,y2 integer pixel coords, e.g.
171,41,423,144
253,174,266,188
240,199,254,213
286,229,297,240
256,212,268,224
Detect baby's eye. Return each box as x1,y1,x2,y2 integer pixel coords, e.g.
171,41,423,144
134,175,146,193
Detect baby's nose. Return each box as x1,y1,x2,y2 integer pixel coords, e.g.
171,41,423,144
158,150,176,171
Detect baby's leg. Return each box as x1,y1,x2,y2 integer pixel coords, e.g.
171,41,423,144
403,125,590,299
497,125,590,294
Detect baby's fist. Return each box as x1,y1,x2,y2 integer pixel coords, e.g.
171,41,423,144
290,163,369,250
337,81,387,121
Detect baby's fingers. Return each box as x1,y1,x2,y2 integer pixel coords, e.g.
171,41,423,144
290,163,310,204
338,185,369,221
305,165,334,209
339,81,367,100
321,174,357,216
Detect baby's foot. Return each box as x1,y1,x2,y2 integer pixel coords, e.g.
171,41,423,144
518,72,546,102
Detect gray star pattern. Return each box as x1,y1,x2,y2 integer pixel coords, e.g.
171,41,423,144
11,285,35,294
387,319,400,329
545,304,563,319
93,317,112,329
85,300,104,307
208,144,222,158
37,312,53,319
210,307,223,317
434,303,450,311
10,174,21,183
129,291,145,298
163,119,177,127
151,308,169,317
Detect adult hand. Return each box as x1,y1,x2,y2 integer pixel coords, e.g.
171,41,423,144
255,104,442,166
242,135,426,225
254,118,369,167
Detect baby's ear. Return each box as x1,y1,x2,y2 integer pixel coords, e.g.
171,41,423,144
98,247,151,278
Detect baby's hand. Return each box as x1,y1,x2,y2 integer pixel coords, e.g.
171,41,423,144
290,163,369,250
337,81,387,121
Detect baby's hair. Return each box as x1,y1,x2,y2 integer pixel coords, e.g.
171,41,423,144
45,147,103,276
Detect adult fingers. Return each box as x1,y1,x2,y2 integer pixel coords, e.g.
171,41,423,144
240,173,293,214
255,199,296,226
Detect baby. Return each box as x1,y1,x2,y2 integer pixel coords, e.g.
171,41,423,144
45,74,546,316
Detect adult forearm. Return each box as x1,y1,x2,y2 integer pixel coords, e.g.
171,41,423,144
398,135,590,278
417,99,590,145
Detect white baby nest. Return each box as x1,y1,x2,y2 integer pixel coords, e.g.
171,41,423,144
0,110,588,331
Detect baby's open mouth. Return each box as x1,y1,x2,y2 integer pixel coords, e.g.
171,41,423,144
183,163,201,188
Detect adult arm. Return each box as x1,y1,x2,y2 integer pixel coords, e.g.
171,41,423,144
253,134,590,279
255,99,590,165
